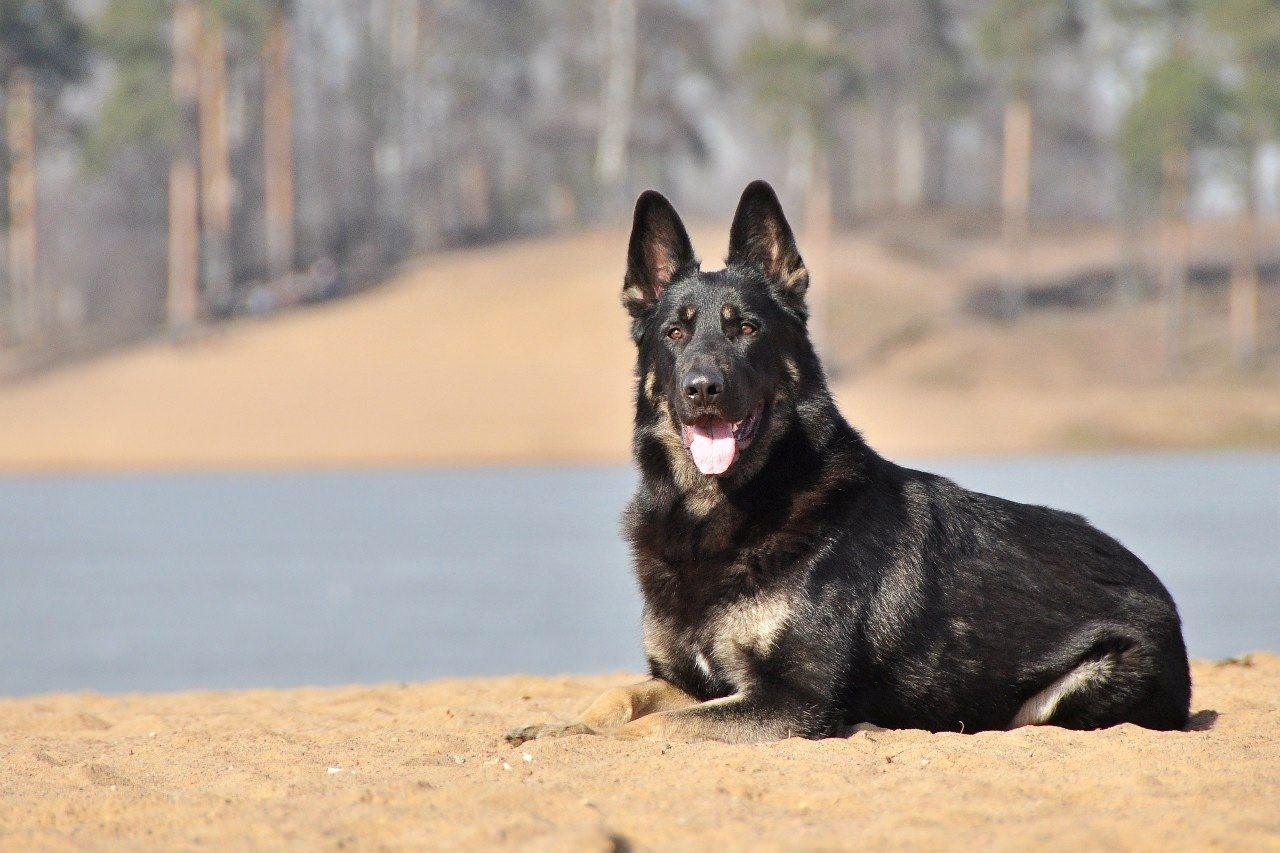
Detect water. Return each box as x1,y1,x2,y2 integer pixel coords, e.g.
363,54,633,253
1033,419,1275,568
0,454,1276,696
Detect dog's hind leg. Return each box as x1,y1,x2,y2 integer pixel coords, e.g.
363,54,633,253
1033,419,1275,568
506,679,698,745
1009,634,1190,731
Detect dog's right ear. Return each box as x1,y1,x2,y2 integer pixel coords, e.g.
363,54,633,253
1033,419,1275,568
622,190,696,317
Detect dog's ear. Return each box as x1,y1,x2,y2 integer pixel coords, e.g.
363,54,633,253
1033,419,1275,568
726,180,808,307
623,190,696,317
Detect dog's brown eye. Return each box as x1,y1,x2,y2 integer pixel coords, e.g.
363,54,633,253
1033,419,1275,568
667,327,685,341
740,322,758,336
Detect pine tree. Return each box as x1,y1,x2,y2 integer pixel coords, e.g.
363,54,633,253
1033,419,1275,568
261,1,295,279
977,0,1086,318
0,0,89,342
1205,0,1280,368
200,0,279,307
739,5,862,362
1114,0,1226,375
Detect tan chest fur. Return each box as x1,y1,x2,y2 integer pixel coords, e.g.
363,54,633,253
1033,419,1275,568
644,589,794,693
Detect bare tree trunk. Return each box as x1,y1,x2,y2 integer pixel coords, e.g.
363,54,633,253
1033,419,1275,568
1159,143,1190,377
199,15,233,313
0,224,8,346
595,0,636,190
1115,180,1146,306
5,67,39,341
168,0,202,333
803,149,834,366
263,7,296,279
1229,144,1260,369
921,119,949,210
380,0,421,251
1159,20,1193,378
409,0,440,247
370,0,427,255
848,103,885,217
877,98,900,214
1000,97,1032,318
455,151,492,236
895,101,926,210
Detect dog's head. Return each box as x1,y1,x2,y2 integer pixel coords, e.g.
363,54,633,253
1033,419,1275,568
624,180,822,484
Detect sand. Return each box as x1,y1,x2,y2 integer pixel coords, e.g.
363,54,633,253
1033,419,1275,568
1,655,1277,849
0,223,1277,472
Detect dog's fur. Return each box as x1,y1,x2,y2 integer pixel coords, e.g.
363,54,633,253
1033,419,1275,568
509,181,1191,745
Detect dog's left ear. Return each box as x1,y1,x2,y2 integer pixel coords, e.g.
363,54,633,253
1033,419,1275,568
726,180,808,309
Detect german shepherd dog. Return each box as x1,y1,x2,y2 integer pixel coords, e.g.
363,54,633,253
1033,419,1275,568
509,181,1191,745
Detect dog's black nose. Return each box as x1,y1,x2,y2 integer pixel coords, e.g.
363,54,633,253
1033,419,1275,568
683,368,724,407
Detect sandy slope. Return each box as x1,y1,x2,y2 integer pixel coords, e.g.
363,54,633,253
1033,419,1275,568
0,230,643,471
1,656,1277,849
0,223,1277,471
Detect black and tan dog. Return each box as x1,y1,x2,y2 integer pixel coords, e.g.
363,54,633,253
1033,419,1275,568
509,181,1191,745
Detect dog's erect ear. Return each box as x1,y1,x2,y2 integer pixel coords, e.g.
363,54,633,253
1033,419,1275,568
726,180,808,306
623,190,696,317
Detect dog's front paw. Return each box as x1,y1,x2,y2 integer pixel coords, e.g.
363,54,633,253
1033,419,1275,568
505,722,595,746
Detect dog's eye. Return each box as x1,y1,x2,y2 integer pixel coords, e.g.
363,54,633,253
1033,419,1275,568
666,327,685,341
740,322,758,336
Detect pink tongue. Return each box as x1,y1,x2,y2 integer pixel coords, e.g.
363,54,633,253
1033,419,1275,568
686,420,736,475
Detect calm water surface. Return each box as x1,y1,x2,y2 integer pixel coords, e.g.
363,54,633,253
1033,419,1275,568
1,454,1276,696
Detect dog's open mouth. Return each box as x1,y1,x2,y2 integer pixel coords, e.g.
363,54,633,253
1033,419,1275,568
680,404,764,476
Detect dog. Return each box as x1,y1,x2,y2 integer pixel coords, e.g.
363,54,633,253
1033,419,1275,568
508,180,1191,745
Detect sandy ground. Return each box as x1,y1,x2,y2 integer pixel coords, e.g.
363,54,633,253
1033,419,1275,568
0,222,1277,471
0,655,1276,849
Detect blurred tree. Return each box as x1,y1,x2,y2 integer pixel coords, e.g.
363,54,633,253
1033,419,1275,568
198,11,232,310
95,0,296,322
1114,0,1226,375
168,0,201,332
816,0,975,215
740,4,862,358
798,1,895,215
372,0,428,256
1205,0,1280,368
93,0,197,331
196,0,274,312
916,0,977,210
0,0,90,342
261,1,295,279
595,0,635,191
626,2,717,208
978,0,1087,317
88,0,175,170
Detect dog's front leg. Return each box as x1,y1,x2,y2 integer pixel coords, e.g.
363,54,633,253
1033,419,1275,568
614,693,820,743
506,678,698,745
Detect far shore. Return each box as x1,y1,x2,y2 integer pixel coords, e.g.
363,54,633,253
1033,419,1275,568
0,224,1277,472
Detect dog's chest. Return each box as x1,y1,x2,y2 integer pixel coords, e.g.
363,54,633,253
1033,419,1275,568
644,590,794,694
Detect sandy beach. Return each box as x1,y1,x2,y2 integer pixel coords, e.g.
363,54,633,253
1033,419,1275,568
1,655,1277,849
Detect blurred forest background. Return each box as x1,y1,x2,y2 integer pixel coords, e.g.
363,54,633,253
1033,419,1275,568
0,0,1278,466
